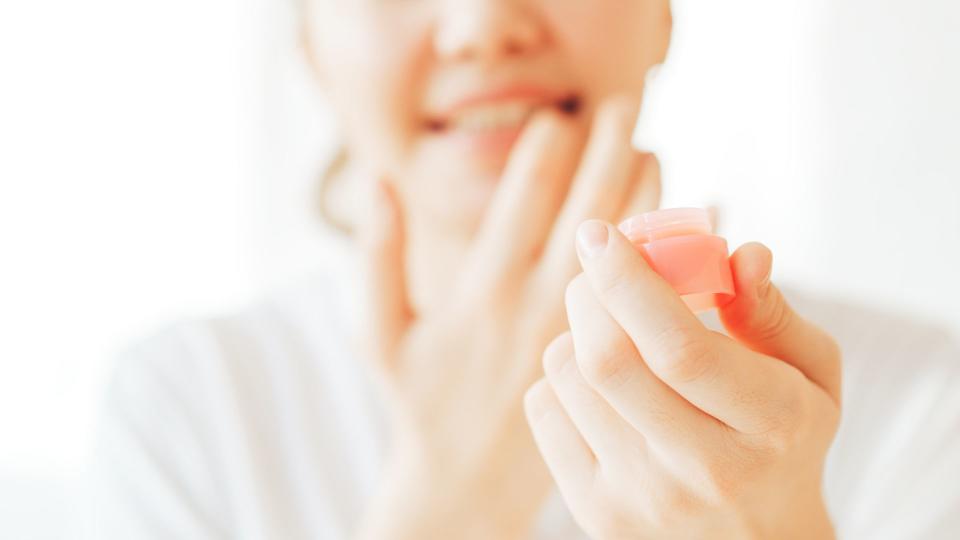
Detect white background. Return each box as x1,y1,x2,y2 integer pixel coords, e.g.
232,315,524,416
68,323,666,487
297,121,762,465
1,0,958,537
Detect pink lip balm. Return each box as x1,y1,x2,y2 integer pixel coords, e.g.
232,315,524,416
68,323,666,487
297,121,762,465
618,208,735,313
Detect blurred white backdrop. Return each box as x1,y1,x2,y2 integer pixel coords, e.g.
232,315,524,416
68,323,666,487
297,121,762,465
0,0,258,536
1,0,958,538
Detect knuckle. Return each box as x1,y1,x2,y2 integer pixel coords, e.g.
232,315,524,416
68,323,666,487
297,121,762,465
582,497,631,540
824,334,844,397
824,332,842,362
698,456,744,505
649,485,701,528
755,294,795,342
650,327,718,385
564,274,638,391
595,265,636,301
759,383,812,454
633,392,680,434
828,339,843,377
578,344,634,391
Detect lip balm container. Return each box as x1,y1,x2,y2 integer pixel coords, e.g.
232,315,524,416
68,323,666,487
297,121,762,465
618,208,735,313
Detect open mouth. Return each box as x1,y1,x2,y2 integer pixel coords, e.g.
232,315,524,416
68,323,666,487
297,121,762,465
425,94,582,133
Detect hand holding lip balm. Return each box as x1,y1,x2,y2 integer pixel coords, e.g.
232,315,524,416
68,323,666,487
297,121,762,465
534,207,842,540
618,208,735,312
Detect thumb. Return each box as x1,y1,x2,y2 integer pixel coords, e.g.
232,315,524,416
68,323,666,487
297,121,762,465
719,242,841,402
357,178,413,367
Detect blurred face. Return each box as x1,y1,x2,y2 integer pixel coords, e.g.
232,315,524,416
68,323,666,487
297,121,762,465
305,0,671,232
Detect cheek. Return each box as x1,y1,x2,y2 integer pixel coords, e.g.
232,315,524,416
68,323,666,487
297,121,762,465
316,10,431,172
546,1,670,95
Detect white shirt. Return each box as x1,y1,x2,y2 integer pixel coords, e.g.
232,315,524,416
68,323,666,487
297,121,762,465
92,253,960,539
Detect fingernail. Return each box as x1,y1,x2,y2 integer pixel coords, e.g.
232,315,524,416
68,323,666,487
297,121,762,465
576,221,609,259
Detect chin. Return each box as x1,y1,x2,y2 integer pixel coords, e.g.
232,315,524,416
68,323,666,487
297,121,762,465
413,170,499,234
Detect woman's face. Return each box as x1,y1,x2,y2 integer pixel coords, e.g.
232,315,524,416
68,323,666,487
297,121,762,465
306,0,671,232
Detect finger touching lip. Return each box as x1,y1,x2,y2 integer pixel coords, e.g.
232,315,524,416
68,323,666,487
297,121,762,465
425,85,582,133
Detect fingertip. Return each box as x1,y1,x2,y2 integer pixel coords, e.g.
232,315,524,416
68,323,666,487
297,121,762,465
543,332,575,375
576,217,645,265
608,217,636,245
523,106,580,146
575,219,612,261
606,219,652,268
501,107,583,197
636,150,659,171
729,242,773,299
524,378,557,424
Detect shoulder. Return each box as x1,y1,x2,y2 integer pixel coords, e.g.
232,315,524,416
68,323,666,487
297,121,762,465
97,264,369,477
95,266,375,536
109,266,358,401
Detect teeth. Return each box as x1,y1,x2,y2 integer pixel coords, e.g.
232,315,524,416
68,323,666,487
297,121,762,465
447,102,538,131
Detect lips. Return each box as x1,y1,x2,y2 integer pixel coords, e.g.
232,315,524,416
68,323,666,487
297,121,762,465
425,92,581,133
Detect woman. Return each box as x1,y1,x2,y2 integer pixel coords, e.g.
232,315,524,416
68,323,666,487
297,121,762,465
94,1,960,538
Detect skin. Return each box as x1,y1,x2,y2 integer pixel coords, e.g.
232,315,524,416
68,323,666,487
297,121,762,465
528,226,841,538
302,1,841,538
304,0,669,311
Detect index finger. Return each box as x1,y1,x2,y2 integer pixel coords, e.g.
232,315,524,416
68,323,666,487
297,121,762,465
457,111,584,300
574,220,811,435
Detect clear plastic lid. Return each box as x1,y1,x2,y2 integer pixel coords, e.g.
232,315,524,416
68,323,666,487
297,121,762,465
618,207,713,244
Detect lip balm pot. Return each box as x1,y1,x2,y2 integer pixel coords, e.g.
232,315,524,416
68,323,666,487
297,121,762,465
618,208,735,313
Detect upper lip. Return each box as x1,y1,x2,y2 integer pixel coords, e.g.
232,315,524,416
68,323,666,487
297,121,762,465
425,83,578,125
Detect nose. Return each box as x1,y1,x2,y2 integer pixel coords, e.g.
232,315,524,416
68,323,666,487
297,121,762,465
434,1,548,64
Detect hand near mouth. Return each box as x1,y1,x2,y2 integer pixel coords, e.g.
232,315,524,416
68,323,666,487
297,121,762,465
355,96,660,539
